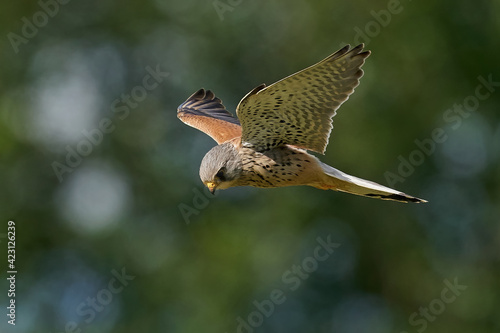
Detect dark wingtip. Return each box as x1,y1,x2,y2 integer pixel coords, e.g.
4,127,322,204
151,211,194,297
178,88,240,126
330,44,370,63
350,44,371,59
205,89,216,100
360,50,371,57
251,83,267,94
193,88,206,98
340,44,351,53
352,44,364,52
189,89,219,102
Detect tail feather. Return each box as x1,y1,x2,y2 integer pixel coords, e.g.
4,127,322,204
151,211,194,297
320,163,426,203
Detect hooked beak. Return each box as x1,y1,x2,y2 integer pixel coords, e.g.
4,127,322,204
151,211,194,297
206,182,217,195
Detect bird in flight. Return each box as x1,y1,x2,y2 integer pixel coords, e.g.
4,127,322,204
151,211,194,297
177,44,426,203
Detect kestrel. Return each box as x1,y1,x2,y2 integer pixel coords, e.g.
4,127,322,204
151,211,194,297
178,44,426,203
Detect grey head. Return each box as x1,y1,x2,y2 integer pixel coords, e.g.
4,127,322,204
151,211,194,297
199,142,242,193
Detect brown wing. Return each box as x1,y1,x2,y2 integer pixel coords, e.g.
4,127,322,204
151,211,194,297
177,89,242,144
236,44,370,153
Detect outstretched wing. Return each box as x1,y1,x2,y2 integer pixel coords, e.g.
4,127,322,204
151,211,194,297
177,89,242,144
236,44,370,153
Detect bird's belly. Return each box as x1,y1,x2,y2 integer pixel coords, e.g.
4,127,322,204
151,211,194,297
238,146,321,188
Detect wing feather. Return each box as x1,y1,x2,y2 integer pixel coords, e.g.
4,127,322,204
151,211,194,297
236,44,370,153
177,89,242,144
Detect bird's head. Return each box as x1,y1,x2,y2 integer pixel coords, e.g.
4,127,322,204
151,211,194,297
199,142,242,194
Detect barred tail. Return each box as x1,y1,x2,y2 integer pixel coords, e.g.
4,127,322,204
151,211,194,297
320,163,426,203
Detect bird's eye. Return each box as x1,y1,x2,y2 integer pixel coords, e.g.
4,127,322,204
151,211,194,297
215,168,226,181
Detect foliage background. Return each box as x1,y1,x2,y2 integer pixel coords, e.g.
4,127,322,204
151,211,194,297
1,0,499,332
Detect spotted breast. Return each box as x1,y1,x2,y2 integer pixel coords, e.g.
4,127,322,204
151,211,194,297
236,145,323,188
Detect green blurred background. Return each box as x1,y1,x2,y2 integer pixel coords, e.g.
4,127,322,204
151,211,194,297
1,0,499,332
